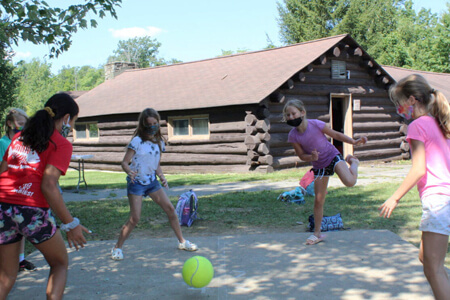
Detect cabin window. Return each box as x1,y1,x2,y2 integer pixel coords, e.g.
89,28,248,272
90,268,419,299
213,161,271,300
74,122,99,140
169,115,209,140
331,60,347,79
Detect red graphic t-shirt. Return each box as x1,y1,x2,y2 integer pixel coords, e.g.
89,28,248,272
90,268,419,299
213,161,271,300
0,130,72,208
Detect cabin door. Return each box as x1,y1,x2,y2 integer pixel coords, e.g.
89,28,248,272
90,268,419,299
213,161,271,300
329,94,353,157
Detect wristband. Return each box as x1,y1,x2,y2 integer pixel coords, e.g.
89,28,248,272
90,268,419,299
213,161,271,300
60,217,80,232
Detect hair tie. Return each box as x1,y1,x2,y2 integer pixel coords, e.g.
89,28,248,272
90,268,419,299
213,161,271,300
430,89,436,94
44,107,55,117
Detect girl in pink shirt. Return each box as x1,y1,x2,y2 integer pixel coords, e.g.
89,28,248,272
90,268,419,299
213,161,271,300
283,99,367,245
379,74,450,300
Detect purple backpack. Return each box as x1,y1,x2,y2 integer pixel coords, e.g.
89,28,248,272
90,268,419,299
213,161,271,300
175,190,198,227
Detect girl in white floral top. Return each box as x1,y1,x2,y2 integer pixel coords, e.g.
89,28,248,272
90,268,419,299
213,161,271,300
111,108,198,261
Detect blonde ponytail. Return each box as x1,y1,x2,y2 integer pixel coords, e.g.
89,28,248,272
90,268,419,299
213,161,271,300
429,90,450,139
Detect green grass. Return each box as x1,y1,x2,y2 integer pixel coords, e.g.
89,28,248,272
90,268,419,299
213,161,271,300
41,164,449,268
59,168,307,191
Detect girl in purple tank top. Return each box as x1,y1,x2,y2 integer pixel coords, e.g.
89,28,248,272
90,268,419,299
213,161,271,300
283,99,368,245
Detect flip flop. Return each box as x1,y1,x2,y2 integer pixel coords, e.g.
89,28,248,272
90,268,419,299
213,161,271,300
305,234,325,245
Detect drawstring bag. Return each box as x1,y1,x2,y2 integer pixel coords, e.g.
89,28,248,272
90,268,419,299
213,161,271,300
308,213,344,232
277,187,305,205
299,170,315,196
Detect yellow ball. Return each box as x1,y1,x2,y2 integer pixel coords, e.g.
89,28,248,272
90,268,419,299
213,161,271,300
182,256,214,288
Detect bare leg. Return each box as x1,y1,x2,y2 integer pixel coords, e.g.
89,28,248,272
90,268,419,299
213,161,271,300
33,231,69,300
335,155,360,187
149,188,185,243
115,194,143,249
419,231,450,300
0,241,21,300
307,176,329,244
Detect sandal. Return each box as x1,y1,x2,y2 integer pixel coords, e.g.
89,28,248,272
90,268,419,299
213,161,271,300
111,247,123,260
305,234,325,245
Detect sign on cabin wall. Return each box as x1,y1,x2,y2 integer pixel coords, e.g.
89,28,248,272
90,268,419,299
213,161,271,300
353,99,361,111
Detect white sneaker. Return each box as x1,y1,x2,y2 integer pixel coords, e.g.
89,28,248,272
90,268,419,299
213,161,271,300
111,247,123,260
178,240,198,251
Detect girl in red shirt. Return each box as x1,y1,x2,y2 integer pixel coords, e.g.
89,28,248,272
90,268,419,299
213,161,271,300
0,93,90,299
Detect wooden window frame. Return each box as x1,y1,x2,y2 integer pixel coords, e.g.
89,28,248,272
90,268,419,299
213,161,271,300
331,60,347,79
73,122,99,141
168,115,210,140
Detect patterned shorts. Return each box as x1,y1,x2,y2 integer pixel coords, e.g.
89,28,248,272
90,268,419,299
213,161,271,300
0,203,57,245
419,194,450,236
311,154,345,178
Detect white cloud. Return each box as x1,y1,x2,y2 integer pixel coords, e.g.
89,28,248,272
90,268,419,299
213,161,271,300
13,51,32,60
109,26,163,39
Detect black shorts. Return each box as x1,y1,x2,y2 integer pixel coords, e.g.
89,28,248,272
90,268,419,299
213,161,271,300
0,203,57,245
311,154,344,178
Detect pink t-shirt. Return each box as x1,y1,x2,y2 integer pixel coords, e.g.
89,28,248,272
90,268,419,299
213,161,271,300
406,115,450,198
288,119,340,169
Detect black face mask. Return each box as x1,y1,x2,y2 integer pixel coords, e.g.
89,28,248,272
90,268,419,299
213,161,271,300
286,117,303,127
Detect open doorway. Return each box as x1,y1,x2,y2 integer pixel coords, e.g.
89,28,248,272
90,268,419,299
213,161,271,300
330,94,353,157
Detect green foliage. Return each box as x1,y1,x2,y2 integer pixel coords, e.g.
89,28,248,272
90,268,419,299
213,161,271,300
0,49,19,122
53,65,104,92
1,0,122,58
107,36,181,68
13,58,56,116
12,59,105,117
217,48,249,57
277,0,450,73
277,0,340,44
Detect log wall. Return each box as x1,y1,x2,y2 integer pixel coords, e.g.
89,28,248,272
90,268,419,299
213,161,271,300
71,42,404,174
264,49,403,171
71,107,256,173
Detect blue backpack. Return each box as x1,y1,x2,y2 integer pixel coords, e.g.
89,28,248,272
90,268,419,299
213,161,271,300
175,190,198,227
277,187,305,205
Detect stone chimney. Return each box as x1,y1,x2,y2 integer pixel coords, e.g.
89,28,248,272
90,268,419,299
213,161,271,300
104,61,138,80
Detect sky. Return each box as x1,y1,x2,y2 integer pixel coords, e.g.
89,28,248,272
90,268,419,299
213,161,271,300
11,0,447,74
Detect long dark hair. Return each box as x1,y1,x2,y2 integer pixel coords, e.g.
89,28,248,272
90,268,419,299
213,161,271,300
21,93,79,152
133,108,165,147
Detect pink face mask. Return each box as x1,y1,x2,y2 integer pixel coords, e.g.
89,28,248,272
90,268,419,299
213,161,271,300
396,105,413,120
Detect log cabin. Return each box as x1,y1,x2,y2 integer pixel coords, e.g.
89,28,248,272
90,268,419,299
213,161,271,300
71,34,442,173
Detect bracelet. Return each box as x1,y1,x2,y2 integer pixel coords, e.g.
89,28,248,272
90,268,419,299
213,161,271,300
60,217,80,232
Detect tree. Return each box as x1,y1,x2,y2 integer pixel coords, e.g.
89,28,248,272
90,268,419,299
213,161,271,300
107,36,181,68
277,0,340,44
0,49,19,124
14,59,56,115
53,65,104,91
0,0,122,118
277,0,450,73
218,48,249,57
1,0,122,58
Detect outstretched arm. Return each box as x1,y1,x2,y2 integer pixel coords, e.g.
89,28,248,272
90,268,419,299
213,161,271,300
379,139,426,218
41,165,90,250
322,126,367,145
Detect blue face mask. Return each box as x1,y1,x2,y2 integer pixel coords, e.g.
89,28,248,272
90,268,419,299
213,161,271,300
61,116,71,138
146,124,159,136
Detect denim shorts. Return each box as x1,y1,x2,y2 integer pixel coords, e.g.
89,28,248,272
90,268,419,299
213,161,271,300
127,176,162,196
312,154,344,178
0,203,57,245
